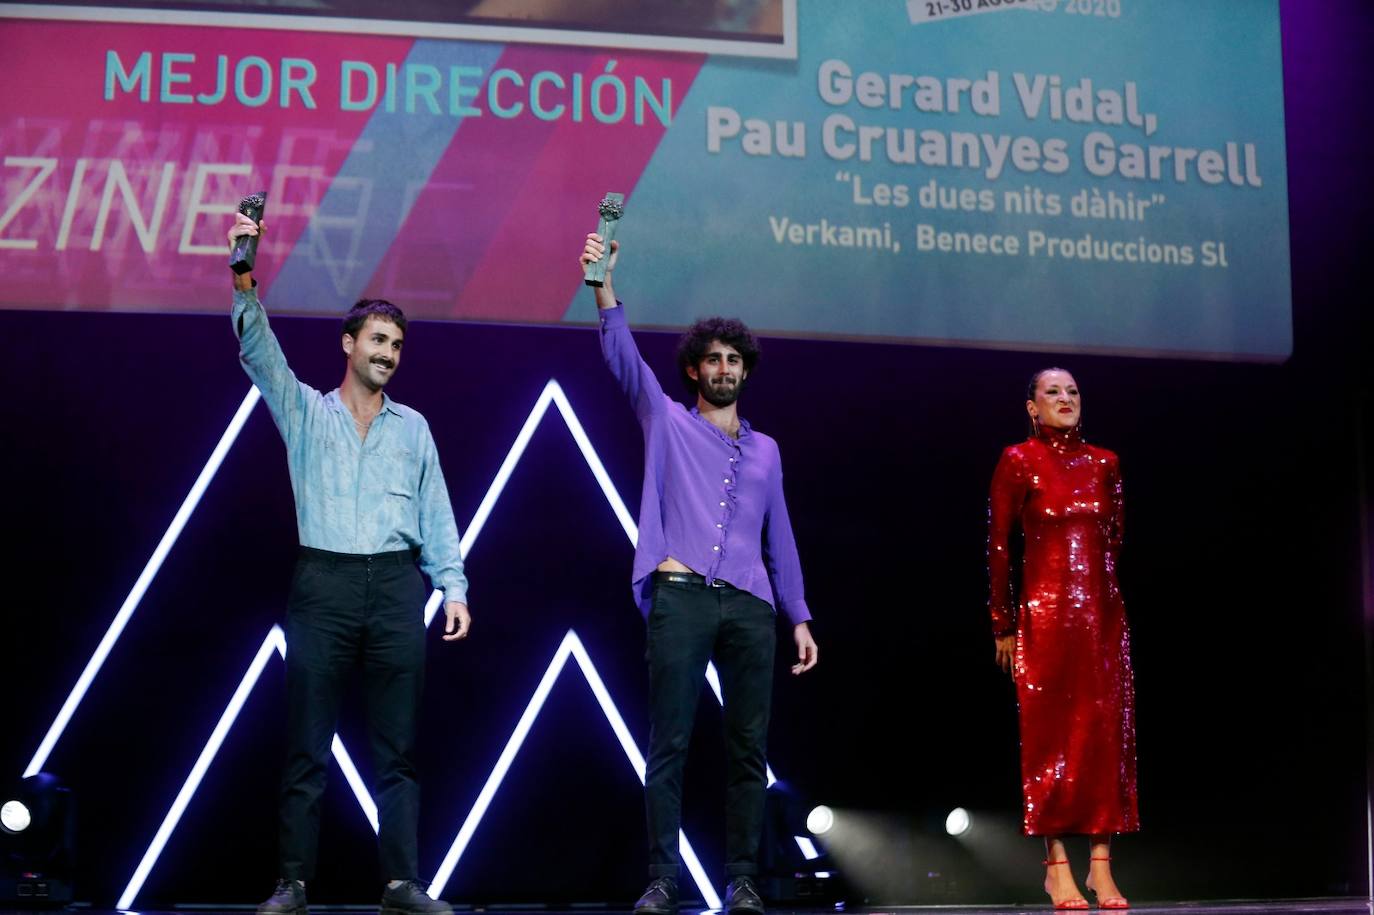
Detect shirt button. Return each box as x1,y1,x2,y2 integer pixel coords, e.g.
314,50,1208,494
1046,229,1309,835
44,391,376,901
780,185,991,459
719,501,726,507
724,478,731,483
713,545,720,551
716,523,723,528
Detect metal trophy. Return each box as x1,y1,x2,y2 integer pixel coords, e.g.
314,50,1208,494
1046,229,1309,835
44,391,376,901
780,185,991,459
583,192,625,287
229,192,267,275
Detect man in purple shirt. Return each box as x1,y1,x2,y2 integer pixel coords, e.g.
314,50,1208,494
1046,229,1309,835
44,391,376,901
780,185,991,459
579,234,818,915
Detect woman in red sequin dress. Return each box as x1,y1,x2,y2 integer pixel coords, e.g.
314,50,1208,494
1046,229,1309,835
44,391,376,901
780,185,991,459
987,368,1137,910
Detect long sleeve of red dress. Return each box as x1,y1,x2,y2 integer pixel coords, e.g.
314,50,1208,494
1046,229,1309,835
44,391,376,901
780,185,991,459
988,446,1028,637
987,427,1139,836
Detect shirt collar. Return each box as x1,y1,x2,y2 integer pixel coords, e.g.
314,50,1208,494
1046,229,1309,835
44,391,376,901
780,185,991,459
326,389,403,417
690,407,752,442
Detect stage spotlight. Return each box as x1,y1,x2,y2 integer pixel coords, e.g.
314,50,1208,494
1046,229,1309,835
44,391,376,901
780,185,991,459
807,805,835,836
945,807,971,837
759,785,844,904
0,773,75,906
0,801,31,834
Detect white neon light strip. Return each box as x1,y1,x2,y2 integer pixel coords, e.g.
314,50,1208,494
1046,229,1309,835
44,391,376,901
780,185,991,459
26,387,261,778
116,628,380,910
328,730,379,833
421,587,446,628
702,663,777,787
424,379,638,628
117,624,285,910
547,382,640,545
427,631,720,910
566,634,717,909
461,380,638,554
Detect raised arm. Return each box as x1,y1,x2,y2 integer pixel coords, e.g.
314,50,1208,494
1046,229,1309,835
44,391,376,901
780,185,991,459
579,234,668,422
227,213,310,445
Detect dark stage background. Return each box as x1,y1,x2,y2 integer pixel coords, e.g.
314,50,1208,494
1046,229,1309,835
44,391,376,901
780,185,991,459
4,1,1372,908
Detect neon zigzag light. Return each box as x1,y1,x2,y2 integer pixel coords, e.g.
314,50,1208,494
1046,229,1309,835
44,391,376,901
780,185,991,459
24,388,262,778
116,625,722,910
426,629,715,901
26,379,801,909
112,381,719,908
27,378,632,770
116,625,378,910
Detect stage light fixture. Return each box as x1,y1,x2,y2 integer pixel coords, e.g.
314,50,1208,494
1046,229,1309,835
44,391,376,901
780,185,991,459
760,788,843,905
0,773,75,906
0,801,31,834
807,805,835,836
25,388,261,778
945,807,971,836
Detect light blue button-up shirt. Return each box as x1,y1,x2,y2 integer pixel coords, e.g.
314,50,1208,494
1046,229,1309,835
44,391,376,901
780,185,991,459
233,288,468,605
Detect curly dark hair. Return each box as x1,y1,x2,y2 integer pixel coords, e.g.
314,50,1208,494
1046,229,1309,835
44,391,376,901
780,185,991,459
676,316,761,398
343,298,407,338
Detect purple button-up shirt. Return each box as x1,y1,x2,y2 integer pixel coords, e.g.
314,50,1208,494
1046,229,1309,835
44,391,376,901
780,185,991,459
599,303,812,626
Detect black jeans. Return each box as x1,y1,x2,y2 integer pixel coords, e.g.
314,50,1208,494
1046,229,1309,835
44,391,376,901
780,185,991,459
278,547,427,882
644,574,776,880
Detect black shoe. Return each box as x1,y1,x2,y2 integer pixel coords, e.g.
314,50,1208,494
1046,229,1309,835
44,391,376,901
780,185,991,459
633,876,679,915
258,879,307,915
725,876,765,915
380,880,453,915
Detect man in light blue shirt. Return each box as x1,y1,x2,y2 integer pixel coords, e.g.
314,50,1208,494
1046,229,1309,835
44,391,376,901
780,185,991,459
228,213,468,915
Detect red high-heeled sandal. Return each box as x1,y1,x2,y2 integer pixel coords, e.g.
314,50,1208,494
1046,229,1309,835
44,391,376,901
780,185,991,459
1043,859,1090,910
1086,855,1130,909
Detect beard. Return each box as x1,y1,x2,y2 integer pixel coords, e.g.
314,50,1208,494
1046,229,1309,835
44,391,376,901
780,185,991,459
699,375,742,407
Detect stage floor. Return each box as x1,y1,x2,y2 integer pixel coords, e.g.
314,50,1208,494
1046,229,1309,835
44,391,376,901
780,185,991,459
10,899,1369,915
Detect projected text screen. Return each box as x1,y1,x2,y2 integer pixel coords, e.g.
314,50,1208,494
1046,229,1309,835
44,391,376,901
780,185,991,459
0,0,1290,358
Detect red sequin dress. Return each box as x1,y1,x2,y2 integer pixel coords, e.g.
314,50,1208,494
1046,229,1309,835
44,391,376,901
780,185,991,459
987,425,1139,836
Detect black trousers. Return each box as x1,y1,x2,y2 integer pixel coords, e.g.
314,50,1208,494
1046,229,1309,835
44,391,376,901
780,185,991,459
279,547,427,882
644,574,776,880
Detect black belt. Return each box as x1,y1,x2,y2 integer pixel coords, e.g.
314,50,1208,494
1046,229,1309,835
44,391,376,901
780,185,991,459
653,570,732,588
298,546,417,566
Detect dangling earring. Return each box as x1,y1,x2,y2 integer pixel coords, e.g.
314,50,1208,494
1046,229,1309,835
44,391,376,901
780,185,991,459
1028,413,1041,438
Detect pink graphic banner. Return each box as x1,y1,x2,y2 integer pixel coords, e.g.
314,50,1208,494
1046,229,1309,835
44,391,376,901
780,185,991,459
0,16,699,320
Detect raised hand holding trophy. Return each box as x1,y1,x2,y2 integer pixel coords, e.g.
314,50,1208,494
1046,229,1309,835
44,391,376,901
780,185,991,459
583,192,625,287
229,192,267,274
